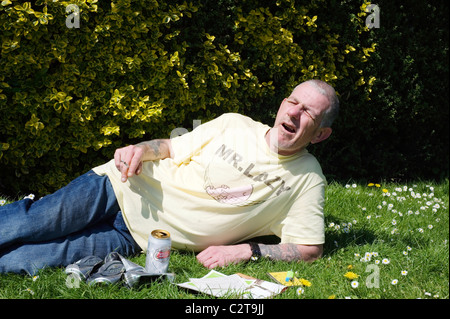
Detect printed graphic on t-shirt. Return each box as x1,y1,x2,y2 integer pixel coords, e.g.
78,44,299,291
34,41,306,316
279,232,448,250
204,143,291,206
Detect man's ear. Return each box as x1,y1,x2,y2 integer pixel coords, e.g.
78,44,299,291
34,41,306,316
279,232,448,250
311,127,332,144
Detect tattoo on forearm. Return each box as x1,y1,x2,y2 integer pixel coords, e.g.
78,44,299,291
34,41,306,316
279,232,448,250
259,243,303,262
148,140,162,157
138,140,163,158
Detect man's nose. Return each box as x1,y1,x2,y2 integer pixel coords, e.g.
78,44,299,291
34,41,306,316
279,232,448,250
286,104,301,119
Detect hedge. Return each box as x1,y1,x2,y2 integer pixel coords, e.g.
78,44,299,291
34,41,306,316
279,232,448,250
0,0,378,196
4,0,447,196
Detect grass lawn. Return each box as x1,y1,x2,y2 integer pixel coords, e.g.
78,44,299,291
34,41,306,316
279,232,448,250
0,179,448,301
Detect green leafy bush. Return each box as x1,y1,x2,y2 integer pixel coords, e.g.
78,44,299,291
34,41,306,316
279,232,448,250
0,0,382,196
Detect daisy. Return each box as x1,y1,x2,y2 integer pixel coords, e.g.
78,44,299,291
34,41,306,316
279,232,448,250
391,279,398,285
297,287,304,295
382,258,390,264
351,281,359,288
401,270,408,276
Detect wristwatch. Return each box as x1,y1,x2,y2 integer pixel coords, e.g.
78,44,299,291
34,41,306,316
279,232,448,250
249,242,261,261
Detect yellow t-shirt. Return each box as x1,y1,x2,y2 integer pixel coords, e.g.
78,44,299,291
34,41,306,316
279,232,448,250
93,113,326,251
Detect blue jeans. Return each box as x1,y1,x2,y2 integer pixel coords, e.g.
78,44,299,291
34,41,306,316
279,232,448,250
0,170,141,275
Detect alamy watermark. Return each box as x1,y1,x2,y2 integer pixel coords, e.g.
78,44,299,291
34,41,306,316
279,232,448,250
66,4,80,29
64,3,379,30
365,4,380,29
365,264,380,288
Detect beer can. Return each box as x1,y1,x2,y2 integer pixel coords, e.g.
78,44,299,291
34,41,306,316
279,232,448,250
145,229,171,274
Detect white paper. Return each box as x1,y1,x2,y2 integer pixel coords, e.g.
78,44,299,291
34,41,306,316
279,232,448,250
177,270,286,299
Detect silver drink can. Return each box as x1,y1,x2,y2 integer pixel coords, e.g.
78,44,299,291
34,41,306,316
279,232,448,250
145,229,171,274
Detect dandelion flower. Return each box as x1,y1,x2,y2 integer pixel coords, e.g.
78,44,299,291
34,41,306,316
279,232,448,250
368,183,374,187
351,281,359,288
328,294,336,299
344,272,359,280
382,188,389,193
299,278,312,287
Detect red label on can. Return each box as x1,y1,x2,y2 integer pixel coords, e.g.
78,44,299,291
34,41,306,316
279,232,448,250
155,249,170,260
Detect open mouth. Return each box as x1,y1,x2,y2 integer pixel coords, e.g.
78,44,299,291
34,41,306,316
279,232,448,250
282,123,296,134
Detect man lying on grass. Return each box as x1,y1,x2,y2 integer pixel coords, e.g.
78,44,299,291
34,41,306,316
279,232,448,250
0,79,339,274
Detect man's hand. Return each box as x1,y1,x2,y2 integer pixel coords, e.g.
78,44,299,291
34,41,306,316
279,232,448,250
114,145,145,182
197,243,323,269
196,244,253,269
114,139,173,182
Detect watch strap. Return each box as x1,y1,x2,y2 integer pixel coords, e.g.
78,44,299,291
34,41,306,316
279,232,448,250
249,242,261,260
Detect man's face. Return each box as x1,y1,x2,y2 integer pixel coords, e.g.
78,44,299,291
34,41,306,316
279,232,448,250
266,83,332,156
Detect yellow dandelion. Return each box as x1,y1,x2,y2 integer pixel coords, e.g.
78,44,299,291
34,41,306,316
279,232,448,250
299,278,312,287
368,183,374,187
328,294,336,299
344,272,359,280
382,188,389,193
347,264,353,270
375,184,381,187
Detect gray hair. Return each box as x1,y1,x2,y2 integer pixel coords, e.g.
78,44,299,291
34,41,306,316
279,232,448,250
295,79,340,128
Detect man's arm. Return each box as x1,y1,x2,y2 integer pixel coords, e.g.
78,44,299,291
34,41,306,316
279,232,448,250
114,139,174,182
196,243,323,269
